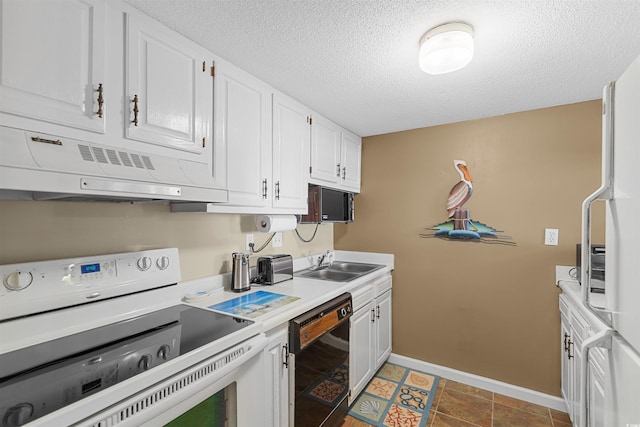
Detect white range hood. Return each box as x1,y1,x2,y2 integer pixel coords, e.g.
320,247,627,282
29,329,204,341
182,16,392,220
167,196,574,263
0,126,227,203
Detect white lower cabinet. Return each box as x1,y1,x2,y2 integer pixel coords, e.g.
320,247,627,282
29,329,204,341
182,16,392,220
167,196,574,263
374,288,392,369
264,325,289,427
349,298,375,405
349,275,392,405
559,293,608,427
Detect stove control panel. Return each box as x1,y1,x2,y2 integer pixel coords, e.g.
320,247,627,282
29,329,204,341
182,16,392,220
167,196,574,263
0,248,180,321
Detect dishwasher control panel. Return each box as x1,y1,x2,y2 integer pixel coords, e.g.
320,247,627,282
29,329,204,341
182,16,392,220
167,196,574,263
289,293,352,352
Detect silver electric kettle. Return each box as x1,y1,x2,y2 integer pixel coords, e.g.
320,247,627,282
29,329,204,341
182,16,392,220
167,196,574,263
231,252,251,292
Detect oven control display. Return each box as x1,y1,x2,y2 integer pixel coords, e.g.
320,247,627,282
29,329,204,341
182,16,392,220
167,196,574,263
81,263,100,275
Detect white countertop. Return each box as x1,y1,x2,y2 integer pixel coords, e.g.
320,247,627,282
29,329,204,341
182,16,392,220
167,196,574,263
180,250,394,332
556,266,609,331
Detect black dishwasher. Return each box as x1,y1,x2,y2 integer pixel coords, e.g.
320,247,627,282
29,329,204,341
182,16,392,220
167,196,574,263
289,293,352,427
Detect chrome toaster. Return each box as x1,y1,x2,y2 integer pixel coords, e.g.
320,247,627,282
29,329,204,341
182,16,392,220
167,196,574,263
257,254,293,285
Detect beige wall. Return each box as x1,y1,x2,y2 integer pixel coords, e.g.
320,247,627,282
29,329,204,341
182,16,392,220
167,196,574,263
335,101,605,396
0,202,333,281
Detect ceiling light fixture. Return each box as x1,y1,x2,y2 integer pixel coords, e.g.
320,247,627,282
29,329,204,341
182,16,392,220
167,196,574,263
419,22,474,75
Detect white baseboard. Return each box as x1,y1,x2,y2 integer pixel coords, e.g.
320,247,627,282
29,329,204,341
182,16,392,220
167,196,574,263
388,353,568,412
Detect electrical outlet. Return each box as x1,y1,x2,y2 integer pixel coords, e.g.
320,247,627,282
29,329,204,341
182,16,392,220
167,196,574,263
246,234,254,251
272,232,283,248
544,228,559,246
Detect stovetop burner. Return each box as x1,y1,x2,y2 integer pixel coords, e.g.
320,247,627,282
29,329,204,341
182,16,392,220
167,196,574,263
0,304,252,424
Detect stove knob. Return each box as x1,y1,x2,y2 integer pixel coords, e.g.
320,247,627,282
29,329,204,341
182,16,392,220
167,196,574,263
3,403,34,426
138,354,153,371
136,257,152,271
157,345,171,360
3,272,33,291
156,256,170,270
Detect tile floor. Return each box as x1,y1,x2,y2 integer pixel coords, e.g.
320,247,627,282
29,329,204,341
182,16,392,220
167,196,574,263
342,377,572,427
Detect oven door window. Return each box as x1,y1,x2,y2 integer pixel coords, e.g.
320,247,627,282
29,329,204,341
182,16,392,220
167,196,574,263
164,383,236,427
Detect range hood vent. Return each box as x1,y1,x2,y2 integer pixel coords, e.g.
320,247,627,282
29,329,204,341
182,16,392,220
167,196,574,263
0,126,227,203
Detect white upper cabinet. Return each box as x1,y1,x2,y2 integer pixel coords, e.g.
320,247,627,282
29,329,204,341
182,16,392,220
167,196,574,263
340,130,362,192
214,59,271,207
124,11,212,156
0,0,106,133
310,115,341,184
310,113,361,193
272,93,311,210
176,59,312,214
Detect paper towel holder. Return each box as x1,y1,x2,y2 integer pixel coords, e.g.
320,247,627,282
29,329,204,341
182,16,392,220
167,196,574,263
254,214,298,233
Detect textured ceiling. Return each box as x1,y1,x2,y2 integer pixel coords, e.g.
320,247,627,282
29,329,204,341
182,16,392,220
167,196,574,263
125,0,640,137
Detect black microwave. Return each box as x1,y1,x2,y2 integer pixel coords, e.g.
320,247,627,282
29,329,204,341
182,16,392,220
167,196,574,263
298,185,354,224
576,244,605,293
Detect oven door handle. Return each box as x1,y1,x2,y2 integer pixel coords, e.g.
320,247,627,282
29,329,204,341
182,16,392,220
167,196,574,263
75,334,268,427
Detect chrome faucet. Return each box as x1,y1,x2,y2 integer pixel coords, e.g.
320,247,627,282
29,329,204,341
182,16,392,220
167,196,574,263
316,250,332,269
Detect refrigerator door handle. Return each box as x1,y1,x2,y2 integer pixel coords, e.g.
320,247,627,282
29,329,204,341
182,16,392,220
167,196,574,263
580,82,615,317
578,329,615,427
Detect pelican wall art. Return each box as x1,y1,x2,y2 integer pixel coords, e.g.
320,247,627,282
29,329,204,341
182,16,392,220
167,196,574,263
420,160,515,245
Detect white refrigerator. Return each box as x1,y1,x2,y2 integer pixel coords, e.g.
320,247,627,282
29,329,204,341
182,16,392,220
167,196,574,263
580,53,640,427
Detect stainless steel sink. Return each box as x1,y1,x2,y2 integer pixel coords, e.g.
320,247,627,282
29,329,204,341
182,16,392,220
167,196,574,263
327,262,383,274
297,262,384,282
300,269,360,282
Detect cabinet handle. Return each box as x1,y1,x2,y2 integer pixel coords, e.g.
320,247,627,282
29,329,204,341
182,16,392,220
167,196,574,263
282,343,289,368
563,333,570,352
275,181,280,200
336,163,341,177
371,309,376,323
376,305,380,319
96,83,104,118
342,166,346,180
567,340,574,359
262,179,268,199
131,94,139,126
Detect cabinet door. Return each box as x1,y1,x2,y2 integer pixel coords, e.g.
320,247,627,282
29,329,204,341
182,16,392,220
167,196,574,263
310,114,341,185
0,0,106,133
588,354,606,427
265,328,289,427
560,315,571,412
349,302,375,405
216,61,271,206
272,93,310,210
570,331,583,427
340,130,362,192
375,290,392,369
125,11,211,155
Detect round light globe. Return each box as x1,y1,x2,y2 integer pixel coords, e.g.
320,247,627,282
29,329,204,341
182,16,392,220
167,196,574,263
419,22,474,75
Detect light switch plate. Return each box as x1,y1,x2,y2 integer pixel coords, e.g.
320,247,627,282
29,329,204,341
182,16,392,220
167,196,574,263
545,228,559,246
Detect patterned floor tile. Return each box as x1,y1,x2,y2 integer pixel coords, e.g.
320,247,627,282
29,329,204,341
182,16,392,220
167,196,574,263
366,377,399,400
378,363,407,382
382,404,422,427
351,394,389,424
404,370,437,391
394,385,430,412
